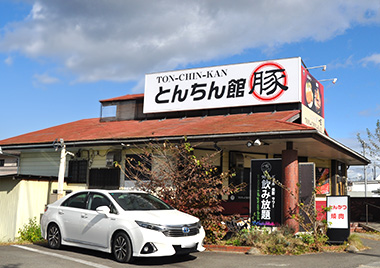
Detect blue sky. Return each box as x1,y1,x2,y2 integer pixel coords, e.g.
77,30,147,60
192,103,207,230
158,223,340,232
1,1,380,179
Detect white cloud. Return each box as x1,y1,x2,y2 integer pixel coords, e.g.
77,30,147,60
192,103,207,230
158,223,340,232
359,104,380,117
33,73,60,85
361,53,380,66
0,0,379,84
4,56,12,65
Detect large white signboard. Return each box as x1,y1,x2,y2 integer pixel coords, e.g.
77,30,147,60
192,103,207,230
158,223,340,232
144,57,302,113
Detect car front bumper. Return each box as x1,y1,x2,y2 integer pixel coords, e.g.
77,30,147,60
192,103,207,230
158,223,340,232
133,227,205,257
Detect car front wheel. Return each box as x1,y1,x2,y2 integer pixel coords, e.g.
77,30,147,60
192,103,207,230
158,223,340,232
47,223,61,249
112,232,133,263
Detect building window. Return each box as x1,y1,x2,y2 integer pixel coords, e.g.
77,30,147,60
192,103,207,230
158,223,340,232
68,160,88,183
0,159,4,167
101,105,117,118
89,168,120,189
229,151,268,201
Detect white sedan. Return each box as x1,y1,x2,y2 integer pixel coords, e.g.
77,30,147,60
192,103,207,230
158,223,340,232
40,189,205,263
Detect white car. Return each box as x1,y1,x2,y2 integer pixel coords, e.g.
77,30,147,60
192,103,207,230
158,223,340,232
41,189,205,263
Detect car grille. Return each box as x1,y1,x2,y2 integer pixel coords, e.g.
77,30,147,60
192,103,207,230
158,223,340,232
162,223,200,237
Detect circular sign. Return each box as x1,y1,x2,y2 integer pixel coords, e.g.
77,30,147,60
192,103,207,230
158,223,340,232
249,62,288,101
261,162,272,173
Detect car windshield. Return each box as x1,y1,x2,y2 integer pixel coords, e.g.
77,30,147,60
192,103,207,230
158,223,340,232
110,192,173,211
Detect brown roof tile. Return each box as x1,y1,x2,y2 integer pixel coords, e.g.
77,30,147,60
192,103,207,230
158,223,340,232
0,110,312,146
99,93,144,103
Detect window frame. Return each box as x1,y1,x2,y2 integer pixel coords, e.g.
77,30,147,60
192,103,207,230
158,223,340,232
61,192,89,209
87,192,118,214
68,160,88,184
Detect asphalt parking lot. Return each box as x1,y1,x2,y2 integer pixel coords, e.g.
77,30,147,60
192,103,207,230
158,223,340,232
1,235,380,268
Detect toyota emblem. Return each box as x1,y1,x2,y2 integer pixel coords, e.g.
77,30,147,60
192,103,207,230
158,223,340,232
182,226,190,234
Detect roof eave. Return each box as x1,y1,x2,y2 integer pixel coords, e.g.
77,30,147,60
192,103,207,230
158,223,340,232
0,129,369,165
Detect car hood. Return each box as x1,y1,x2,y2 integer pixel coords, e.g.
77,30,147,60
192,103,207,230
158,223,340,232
120,209,199,225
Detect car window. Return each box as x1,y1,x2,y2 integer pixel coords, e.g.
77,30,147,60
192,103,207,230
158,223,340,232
61,192,88,209
110,192,173,211
88,193,118,214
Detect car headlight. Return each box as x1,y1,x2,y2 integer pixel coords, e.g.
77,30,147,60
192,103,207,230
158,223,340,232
135,221,167,232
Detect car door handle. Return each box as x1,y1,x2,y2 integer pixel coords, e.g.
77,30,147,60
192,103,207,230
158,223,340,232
58,210,64,215
81,213,88,219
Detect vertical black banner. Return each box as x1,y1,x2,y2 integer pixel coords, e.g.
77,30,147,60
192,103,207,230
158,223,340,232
250,159,282,226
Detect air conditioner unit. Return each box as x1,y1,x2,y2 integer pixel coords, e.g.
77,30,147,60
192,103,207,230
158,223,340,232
106,151,121,167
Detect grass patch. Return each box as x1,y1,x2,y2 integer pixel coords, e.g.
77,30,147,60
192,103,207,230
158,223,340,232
347,233,366,250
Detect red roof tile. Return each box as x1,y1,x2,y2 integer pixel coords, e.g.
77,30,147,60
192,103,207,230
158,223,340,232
0,110,313,146
99,93,144,103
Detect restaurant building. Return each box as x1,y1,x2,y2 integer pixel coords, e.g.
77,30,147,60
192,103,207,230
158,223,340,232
0,57,369,240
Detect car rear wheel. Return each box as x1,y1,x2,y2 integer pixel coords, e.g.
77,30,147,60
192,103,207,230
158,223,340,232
112,232,133,263
47,223,61,249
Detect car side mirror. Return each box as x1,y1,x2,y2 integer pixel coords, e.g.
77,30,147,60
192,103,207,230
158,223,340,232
96,206,110,216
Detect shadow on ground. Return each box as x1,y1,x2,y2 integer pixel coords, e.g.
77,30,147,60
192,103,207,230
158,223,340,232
35,242,198,265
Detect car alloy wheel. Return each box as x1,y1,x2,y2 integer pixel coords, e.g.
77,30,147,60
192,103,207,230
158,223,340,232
47,224,61,249
113,232,133,263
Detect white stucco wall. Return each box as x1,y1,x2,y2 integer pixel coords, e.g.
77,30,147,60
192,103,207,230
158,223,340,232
0,178,50,242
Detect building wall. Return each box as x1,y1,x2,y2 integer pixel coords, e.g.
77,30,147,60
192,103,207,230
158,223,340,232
19,151,60,177
0,177,20,242
0,155,18,176
348,181,380,197
0,178,50,242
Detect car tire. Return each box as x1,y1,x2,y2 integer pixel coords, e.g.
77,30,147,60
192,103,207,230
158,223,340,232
112,231,133,263
47,223,61,249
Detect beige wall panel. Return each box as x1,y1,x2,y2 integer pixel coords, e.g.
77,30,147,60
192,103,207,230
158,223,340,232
19,152,60,177
0,179,50,242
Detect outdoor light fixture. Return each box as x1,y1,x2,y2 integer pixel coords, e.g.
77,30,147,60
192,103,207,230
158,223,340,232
214,142,221,151
247,139,262,147
320,78,338,84
306,65,327,71
254,139,262,146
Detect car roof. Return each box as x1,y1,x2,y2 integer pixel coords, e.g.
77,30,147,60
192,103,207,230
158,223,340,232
74,189,147,194
50,189,148,206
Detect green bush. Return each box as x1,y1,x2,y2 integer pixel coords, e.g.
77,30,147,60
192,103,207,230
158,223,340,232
18,217,44,243
226,226,310,255
298,232,315,244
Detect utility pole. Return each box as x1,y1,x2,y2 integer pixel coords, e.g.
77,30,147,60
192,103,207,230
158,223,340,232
363,143,368,225
54,139,74,200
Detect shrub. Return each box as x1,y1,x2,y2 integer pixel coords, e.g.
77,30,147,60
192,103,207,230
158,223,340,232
226,226,310,255
118,140,244,244
263,170,330,250
18,217,44,243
